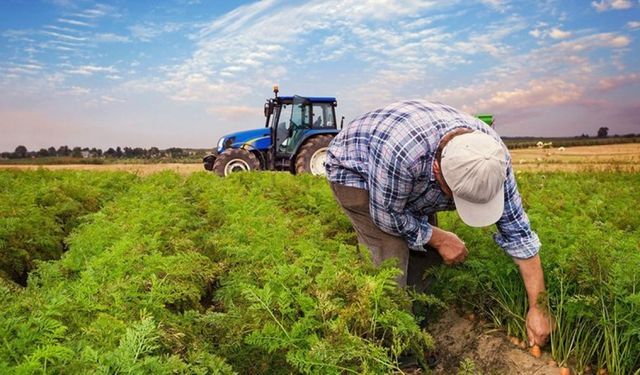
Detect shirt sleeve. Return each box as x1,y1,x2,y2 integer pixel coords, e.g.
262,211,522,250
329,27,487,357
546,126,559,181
493,164,541,259
367,148,433,251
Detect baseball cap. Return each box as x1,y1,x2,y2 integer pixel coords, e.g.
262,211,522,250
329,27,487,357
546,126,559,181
440,131,508,227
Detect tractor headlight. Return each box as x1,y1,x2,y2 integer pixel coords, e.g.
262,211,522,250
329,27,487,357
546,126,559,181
217,137,225,150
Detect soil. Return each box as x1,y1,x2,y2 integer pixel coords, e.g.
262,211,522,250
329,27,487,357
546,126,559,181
428,310,558,375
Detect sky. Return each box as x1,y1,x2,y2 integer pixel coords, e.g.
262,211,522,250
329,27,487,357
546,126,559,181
1,0,639,151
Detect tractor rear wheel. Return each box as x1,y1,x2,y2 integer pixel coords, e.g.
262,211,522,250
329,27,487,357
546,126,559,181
295,135,334,176
213,148,260,177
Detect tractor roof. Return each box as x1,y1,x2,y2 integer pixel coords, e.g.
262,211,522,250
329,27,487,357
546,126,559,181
278,96,336,104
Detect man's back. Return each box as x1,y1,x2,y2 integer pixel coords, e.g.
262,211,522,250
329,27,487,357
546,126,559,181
325,100,503,191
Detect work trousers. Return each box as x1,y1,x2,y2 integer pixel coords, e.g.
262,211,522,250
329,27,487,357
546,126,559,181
330,182,442,291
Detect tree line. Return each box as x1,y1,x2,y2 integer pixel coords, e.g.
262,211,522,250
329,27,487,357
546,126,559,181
1,146,199,160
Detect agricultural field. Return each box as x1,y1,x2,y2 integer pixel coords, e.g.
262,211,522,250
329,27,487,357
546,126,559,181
0,167,638,374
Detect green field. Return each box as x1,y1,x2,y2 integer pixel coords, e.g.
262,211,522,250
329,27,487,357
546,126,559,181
1,170,638,374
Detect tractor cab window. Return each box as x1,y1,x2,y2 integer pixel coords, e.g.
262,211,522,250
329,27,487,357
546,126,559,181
311,103,336,128
275,101,311,151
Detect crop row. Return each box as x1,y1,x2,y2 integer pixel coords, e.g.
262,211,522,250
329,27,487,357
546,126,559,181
0,170,136,285
0,171,431,374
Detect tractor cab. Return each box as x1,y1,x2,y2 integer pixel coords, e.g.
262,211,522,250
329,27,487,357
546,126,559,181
204,86,341,176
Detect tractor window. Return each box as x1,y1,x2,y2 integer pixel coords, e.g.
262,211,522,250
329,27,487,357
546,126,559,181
312,103,336,128
291,102,310,128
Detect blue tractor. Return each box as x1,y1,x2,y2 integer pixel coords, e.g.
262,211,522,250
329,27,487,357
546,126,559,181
203,86,342,176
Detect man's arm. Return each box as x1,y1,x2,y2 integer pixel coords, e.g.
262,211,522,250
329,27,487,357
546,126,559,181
494,163,550,346
513,254,550,346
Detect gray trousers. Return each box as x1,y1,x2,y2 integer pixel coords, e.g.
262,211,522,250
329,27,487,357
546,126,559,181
330,182,442,290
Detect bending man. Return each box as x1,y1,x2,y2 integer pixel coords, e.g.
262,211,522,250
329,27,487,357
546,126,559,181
325,100,550,346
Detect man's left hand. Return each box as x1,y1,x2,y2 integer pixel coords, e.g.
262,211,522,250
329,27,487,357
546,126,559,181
526,305,551,346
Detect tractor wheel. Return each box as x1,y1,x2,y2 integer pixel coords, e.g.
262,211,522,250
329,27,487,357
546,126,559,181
295,135,334,176
212,148,260,177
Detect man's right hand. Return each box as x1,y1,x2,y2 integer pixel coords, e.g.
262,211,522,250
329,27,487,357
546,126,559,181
427,227,468,265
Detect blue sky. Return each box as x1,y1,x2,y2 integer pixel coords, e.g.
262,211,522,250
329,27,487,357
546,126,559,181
1,0,639,151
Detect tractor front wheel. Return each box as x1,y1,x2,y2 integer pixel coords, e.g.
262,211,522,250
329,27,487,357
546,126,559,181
213,148,261,177
295,135,334,176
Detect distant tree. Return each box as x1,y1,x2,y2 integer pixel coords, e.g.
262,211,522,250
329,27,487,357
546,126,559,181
149,147,160,158
14,145,28,159
104,148,116,157
597,127,609,138
0,152,11,159
132,147,145,157
37,148,49,157
57,146,70,157
115,147,123,158
47,147,57,156
166,147,185,158
123,147,133,158
72,147,82,158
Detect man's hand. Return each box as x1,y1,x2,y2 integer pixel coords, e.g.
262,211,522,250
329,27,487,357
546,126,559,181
428,227,468,265
526,305,551,346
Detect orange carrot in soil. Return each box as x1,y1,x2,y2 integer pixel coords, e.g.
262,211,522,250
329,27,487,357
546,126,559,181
529,344,541,358
559,367,571,375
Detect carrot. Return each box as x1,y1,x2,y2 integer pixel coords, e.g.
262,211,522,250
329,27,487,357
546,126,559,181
529,344,541,358
560,367,571,375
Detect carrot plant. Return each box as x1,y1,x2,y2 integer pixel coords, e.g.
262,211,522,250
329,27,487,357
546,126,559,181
433,171,640,374
0,170,136,285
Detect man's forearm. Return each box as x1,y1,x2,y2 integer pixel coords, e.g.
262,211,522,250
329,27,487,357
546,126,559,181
513,254,545,307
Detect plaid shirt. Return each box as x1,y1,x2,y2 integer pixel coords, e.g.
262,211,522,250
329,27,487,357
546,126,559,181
326,100,540,259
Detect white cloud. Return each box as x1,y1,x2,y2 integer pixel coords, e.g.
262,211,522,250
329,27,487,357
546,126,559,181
71,4,114,19
529,29,542,38
479,0,509,11
66,65,118,75
42,30,86,42
130,22,184,41
57,18,93,27
553,32,630,51
95,33,130,43
591,0,633,12
628,21,640,29
549,28,571,39
597,73,640,91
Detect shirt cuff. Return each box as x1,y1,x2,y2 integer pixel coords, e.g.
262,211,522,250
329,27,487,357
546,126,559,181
493,231,541,259
407,222,433,251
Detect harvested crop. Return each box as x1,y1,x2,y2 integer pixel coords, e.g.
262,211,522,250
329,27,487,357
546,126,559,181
530,344,541,358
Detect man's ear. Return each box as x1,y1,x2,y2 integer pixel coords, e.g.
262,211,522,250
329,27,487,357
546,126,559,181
433,160,441,176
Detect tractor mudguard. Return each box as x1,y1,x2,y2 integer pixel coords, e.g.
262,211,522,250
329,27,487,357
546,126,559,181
288,129,340,162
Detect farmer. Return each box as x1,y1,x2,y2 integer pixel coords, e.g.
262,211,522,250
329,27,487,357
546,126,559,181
325,100,550,347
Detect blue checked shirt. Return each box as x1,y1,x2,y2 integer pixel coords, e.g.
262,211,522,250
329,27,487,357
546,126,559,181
325,100,540,259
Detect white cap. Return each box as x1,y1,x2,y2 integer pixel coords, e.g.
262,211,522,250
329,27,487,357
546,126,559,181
440,131,507,227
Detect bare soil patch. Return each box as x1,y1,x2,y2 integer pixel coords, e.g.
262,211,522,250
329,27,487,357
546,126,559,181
429,310,558,375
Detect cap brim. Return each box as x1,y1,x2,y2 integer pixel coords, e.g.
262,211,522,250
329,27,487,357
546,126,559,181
452,185,505,227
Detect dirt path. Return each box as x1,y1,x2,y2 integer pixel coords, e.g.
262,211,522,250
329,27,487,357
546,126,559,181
430,310,558,374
